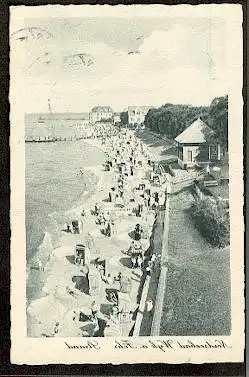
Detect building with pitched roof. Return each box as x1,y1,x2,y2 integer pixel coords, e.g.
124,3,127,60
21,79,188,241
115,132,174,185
128,106,151,126
175,118,221,168
89,106,113,124
113,112,121,125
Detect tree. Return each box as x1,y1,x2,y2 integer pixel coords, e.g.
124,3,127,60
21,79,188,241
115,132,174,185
120,111,128,126
144,103,209,138
143,96,228,148
208,95,228,149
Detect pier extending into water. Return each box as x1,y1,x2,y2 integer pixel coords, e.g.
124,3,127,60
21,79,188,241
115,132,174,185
25,135,85,143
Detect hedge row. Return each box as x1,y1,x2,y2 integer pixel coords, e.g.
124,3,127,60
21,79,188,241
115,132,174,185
190,197,230,248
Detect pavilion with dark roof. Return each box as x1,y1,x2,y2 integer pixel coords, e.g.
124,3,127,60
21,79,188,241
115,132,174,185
175,118,221,169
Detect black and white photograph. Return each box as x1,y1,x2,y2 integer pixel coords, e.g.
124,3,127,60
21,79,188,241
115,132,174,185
10,4,244,365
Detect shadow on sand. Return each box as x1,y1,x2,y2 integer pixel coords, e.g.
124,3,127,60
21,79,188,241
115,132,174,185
119,257,132,268
72,275,89,295
100,302,113,316
66,255,75,264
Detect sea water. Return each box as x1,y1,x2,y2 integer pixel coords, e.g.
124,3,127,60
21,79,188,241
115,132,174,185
25,140,105,261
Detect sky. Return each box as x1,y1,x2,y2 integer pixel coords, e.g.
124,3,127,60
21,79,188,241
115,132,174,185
11,16,228,113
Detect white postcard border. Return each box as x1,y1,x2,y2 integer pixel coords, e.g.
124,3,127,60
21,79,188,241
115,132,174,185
10,4,244,365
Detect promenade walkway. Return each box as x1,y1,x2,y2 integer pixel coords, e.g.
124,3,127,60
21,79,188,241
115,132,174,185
136,129,231,336
138,208,165,336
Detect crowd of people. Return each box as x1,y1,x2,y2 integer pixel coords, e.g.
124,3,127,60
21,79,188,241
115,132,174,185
33,127,168,338
71,129,168,335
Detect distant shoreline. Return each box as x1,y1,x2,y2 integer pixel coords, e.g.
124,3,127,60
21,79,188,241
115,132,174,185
25,112,90,121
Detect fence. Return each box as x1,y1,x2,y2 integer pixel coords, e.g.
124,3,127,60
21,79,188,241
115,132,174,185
165,173,196,194
150,194,171,335
132,276,151,336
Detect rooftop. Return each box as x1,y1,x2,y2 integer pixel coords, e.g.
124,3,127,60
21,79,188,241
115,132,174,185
91,106,113,113
175,118,213,144
128,106,152,112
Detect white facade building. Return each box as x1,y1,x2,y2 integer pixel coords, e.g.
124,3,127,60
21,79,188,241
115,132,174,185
128,106,151,125
89,106,113,124
113,113,121,125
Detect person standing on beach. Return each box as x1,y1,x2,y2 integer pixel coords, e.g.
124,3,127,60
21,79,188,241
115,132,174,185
131,255,136,269
150,195,155,210
92,317,99,336
145,299,154,317
130,164,134,176
143,191,148,208
154,192,159,208
52,321,61,337
150,254,156,264
98,262,105,279
106,273,113,285
95,203,100,216
37,259,44,272
129,240,135,255
111,219,116,235
106,221,111,237
146,262,152,277
138,195,144,217
134,223,142,241
85,232,94,250
137,254,143,269
91,300,99,320
147,194,151,208
108,191,112,202
119,187,124,199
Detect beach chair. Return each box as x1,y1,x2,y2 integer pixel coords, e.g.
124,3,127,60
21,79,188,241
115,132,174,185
74,244,85,265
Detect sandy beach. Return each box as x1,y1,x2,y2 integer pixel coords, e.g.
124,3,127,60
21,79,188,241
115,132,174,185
27,131,167,337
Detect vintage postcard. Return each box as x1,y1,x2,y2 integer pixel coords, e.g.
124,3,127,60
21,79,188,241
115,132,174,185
10,4,244,365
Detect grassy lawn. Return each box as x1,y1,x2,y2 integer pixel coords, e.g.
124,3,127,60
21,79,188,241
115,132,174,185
160,189,231,336
136,129,178,163
204,183,229,200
